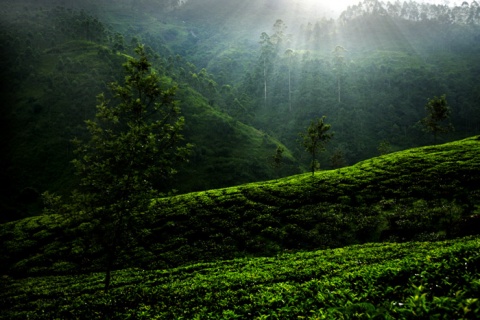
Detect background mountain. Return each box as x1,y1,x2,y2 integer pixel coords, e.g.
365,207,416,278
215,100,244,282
1,0,480,222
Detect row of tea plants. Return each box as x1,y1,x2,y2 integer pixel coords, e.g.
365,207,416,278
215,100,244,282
1,236,479,319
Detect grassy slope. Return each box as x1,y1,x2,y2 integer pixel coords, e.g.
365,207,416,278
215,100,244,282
1,237,479,319
1,136,479,276
174,86,299,192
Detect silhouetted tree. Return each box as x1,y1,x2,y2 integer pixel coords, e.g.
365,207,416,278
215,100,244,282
259,32,274,108
271,145,284,179
285,48,294,112
71,46,191,291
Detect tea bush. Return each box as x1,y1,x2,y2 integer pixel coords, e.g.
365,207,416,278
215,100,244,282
1,237,479,319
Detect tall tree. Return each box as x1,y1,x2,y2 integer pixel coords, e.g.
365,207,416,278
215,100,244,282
420,94,453,144
285,48,294,112
300,116,333,176
333,45,347,103
259,32,274,108
258,20,289,109
271,19,288,48
71,45,191,291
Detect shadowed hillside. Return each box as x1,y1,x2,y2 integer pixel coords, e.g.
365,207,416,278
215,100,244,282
0,3,298,222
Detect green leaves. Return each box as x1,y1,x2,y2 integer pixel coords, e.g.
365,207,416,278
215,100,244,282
420,95,454,144
2,136,480,280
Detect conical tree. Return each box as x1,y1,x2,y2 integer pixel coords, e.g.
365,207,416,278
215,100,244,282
71,45,191,291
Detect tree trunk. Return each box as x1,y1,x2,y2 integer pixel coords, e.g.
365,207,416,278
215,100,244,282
288,66,292,112
337,77,341,103
263,58,267,108
104,249,114,292
311,149,316,176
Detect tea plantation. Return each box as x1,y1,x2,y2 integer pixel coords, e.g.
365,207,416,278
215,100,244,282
1,136,480,318
1,237,479,319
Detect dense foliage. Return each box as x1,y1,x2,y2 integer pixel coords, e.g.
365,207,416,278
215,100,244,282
300,116,333,175
1,237,479,319
68,45,191,290
420,95,454,144
0,0,297,222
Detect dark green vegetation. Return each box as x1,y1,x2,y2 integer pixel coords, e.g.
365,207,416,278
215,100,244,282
300,116,333,175
0,0,297,222
2,136,479,276
1,139,479,310
420,95,454,144
1,237,479,319
70,46,192,291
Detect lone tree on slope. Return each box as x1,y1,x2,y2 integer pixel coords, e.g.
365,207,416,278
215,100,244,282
300,116,333,176
420,94,453,144
271,145,284,179
71,45,191,291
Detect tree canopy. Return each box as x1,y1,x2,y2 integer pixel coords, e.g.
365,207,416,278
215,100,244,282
420,94,454,144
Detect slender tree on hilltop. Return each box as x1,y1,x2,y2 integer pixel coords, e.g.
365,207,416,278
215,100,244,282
300,116,333,176
271,145,284,179
420,94,453,144
71,45,191,291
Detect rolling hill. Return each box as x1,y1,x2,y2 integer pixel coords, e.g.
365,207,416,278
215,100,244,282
1,136,479,276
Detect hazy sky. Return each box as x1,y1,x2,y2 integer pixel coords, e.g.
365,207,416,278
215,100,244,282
299,0,453,17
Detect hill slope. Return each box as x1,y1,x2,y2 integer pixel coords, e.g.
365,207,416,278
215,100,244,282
1,237,479,319
0,4,298,222
1,136,479,276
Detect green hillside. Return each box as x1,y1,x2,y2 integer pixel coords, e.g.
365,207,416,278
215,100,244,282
0,2,299,222
1,136,479,277
3,1,480,223
1,237,479,319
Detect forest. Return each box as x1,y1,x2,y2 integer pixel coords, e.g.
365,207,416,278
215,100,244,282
1,0,480,318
